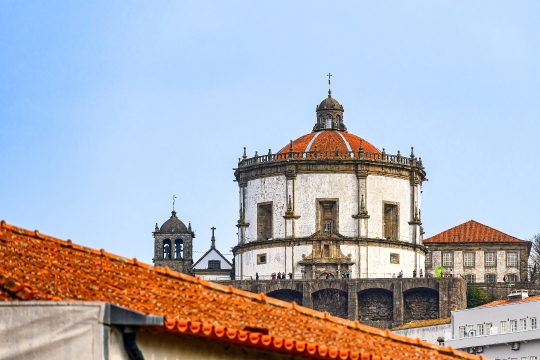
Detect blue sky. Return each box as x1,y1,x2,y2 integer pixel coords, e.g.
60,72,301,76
1,1,539,263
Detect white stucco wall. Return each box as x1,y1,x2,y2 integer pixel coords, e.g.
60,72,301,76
366,175,412,241
393,323,451,345
244,175,287,242
193,249,232,270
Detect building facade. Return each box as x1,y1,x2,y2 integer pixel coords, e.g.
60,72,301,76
192,228,233,281
233,89,427,280
424,220,531,283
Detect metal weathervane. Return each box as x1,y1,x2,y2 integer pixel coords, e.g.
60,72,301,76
172,195,177,211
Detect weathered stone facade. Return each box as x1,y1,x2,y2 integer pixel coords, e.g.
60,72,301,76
218,278,467,329
153,211,195,274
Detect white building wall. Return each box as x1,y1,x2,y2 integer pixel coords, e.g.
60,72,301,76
244,175,287,242
366,175,412,242
393,323,451,345
193,250,232,270
295,173,358,237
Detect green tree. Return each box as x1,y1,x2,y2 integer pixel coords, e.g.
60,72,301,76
467,287,491,308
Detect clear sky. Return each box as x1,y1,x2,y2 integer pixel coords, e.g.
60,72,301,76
1,1,539,264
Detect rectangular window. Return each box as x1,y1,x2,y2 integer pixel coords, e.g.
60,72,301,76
467,325,474,337
425,252,432,267
257,253,267,264
520,318,526,331
531,317,537,330
318,200,338,235
486,274,496,283
530,357,537,360
486,323,492,335
459,326,466,339
442,252,453,267
478,324,484,336
511,319,518,332
507,252,518,267
507,274,518,282
485,252,496,267
464,252,475,267
390,253,400,264
257,203,273,240
383,203,399,240
208,260,221,269
500,321,507,334
464,274,475,283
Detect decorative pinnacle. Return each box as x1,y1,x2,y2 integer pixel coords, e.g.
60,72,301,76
359,139,364,152
155,223,159,232
289,140,293,152
242,147,247,159
360,194,366,211
410,146,415,158
211,227,216,248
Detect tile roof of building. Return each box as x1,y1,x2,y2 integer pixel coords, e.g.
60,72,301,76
423,220,526,244
0,220,482,360
392,318,451,330
477,295,540,308
278,130,380,154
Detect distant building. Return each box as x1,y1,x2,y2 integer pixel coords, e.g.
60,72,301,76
446,290,540,359
424,220,530,283
192,227,233,281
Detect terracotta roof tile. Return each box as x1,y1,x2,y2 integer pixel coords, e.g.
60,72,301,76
279,130,380,154
478,295,540,308
392,318,451,330
424,220,525,244
0,220,481,360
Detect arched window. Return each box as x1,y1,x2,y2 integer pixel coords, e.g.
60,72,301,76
175,239,183,259
336,115,341,125
326,115,332,128
163,239,171,259
319,116,324,128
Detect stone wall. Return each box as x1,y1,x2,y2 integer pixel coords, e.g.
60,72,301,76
219,278,466,329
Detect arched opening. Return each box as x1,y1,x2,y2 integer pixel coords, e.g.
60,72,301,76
326,114,332,129
319,116,324,128
357,289,393,325
174,239,183,259
316,271,335,279
403,288,439,322
163,239,171,259
312,289,348,319
267,290,303,305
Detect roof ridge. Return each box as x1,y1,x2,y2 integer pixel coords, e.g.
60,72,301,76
424,219,524,243
0,220,481,359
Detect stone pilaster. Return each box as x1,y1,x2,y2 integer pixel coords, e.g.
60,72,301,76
392,281,404,327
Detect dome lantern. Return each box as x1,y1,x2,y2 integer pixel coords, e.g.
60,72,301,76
313,78,347,132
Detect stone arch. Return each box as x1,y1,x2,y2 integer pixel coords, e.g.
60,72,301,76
357,289,393,323
403,288,439,322
267,290,303,305
163,239,171,259
174,239,183,259
312,289,348,319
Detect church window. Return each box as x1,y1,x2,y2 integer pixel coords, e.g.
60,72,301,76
318,200,338,235
464,252,475,267
257,202,273,240
174,239,183,259
485,274,496,283
383,203,399,240
390,253,400,264
326,114,332,128
442,252,453,267
257,253,267,264
464,274,475,283
208,260,221,269
485,252,496,267
507,252,518,267
323,244,330,257
163,239,171,259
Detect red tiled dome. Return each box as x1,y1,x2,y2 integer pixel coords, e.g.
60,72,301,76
278,130,380,154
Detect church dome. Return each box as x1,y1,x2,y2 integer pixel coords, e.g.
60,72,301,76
278,130,380,154
159,211,188,233
317,92,343,110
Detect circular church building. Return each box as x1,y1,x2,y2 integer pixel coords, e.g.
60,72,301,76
233,89,427,280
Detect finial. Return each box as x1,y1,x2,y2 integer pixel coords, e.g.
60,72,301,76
327,72,332,97
155,223,159,232
288,195,293,211
172,195,177,211
289,140,293,152
410,146,415,158
268,149,272,157
397,150,401,158
359,139,364,151
242,147,247,159
211,227,216,249
254,150,258,157
360,194,365,211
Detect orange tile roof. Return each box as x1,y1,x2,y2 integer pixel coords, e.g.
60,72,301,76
392,318,451,330
424,220,525,244
278,130,380,154
478,295,540,308
0,220,482,360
